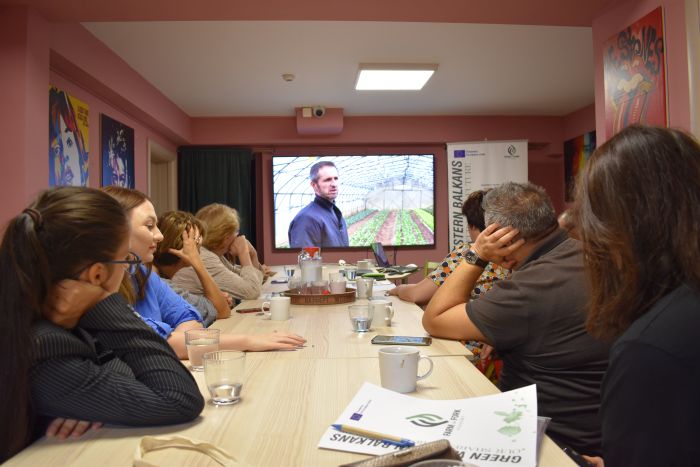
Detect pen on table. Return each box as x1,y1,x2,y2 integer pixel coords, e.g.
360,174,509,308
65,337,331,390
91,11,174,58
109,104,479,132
331,424,415,448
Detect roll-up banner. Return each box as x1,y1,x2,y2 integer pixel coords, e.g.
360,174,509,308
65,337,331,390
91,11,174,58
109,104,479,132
446,140,528,248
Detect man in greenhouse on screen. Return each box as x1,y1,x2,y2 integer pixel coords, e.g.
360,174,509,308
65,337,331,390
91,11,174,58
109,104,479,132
288,161,349,248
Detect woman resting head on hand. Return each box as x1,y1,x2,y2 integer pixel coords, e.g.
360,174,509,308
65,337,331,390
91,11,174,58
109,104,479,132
0,187,203,463
154,210,232,324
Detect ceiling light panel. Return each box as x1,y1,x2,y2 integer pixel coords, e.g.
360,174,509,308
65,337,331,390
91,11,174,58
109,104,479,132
355,64,438,91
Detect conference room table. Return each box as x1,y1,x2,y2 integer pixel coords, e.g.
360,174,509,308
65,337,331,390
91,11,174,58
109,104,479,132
6,268,574,467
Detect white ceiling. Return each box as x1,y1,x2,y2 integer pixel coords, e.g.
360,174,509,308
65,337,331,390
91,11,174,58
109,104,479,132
83,21,594,118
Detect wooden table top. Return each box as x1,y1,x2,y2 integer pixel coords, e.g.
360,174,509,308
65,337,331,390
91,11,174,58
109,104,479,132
7,356,573,467
7,265,573,466
224,296,469,360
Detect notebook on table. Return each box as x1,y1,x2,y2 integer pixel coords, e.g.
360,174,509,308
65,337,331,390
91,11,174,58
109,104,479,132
370,242,419,274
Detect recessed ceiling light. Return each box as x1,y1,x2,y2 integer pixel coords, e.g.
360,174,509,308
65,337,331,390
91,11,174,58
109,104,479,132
355,63,438,91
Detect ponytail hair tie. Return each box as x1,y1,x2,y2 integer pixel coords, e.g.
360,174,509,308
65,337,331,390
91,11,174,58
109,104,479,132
22,208,44,229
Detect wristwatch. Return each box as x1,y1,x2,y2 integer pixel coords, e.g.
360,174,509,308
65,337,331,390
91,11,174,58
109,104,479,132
464,249,488,268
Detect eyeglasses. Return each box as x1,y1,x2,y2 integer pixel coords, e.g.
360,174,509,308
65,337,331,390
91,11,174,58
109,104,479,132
105,251,142,275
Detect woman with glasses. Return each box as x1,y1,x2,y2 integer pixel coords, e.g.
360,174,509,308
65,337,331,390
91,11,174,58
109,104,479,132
103,187,306,358
0,187,203,463
153,211,231,326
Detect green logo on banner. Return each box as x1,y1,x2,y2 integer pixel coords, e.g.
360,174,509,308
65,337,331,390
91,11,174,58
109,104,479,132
406,413,448,427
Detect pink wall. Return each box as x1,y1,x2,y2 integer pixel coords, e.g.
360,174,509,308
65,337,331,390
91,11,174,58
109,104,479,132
49,23,191,145
0,7,49,226
192,115,566,148
0,10,189,228
593,0,691,142
563,103,596,141
191,115,568,271
49,71,179,191
1,6,611,275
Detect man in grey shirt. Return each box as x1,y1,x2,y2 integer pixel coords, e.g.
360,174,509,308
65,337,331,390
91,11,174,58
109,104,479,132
423,182,609,456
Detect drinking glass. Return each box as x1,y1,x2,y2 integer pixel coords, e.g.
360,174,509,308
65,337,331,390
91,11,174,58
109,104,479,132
288,276,302,293
311,280,330,294
203,350,246,406
185,328,220,371
345,266,357,281
348,304,373,332
355,277,374,299
284,265,296,281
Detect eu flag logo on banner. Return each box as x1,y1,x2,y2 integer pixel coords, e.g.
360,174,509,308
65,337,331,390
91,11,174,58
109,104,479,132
454,150,465,158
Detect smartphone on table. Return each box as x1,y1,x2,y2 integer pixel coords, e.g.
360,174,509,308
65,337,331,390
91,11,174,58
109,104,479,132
371,335,432,346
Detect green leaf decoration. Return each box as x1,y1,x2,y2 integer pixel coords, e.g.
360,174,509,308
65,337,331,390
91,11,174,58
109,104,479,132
498,426,521,437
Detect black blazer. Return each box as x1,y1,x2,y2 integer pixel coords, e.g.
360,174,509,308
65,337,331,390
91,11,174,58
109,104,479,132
30,293,204,429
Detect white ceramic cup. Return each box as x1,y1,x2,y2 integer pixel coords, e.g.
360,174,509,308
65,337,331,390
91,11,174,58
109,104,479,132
329,272,343,282
356,260,371,270
261,296,291,320
370,299,395,326
355,277,374,299
329,279,347,294
378,346,433,393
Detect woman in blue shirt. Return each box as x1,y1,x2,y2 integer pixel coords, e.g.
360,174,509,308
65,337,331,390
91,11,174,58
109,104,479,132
102,187,306,358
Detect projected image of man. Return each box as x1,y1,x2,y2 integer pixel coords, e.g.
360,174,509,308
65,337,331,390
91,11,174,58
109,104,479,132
288,161,349,248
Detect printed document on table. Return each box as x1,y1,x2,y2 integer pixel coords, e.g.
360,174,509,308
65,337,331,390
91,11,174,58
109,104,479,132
318,382,537,467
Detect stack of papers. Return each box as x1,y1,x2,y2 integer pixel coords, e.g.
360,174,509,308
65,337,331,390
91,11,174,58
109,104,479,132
319,383,538,467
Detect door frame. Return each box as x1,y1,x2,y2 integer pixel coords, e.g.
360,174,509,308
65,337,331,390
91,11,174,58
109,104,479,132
147,139,177,212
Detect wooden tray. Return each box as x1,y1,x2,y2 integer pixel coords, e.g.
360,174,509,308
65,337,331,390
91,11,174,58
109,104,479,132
281,288,356,305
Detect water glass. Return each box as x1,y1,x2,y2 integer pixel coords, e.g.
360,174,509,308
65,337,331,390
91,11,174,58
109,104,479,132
348,304,373,332
185,328,220,371
288,276,302,292
203,350,246,406
311,280,330,294
345,266,357,280
355,277,374,299
284,265,295,281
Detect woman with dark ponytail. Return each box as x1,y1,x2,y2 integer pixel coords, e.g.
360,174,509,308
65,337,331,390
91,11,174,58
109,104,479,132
0,187,203,463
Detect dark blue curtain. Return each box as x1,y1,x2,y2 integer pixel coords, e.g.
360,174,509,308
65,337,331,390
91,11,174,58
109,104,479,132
177,147,256,242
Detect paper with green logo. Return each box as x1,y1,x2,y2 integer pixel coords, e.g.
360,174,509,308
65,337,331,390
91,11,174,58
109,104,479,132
318,382,537,466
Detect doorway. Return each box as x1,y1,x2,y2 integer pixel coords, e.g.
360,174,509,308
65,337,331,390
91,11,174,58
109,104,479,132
148,139,177,216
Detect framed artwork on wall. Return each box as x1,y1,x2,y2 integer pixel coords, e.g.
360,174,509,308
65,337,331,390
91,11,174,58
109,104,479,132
49,86,89,186
564,131,596,202
100,114,135,188
603,6,668,138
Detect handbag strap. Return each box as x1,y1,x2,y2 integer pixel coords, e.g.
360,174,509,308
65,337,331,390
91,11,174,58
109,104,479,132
133,435,239,467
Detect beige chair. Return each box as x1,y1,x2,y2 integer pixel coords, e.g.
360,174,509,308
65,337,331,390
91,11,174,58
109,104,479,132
423,261,440,277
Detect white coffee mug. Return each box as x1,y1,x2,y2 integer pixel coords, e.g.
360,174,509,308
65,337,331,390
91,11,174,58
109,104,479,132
378,346,433,393
261,296,291,321
370,299,394,326
329,272,343,282
329,280,347,294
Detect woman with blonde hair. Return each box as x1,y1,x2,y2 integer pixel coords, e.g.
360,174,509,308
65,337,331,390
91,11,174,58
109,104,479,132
171,203,268,301
153,211,232,326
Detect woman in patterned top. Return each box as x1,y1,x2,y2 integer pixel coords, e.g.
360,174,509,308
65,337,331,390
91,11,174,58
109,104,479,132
388,190,510,305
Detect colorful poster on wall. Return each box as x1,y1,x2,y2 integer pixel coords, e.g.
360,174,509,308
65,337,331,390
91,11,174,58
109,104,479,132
49,86,89,186
603,7,667,138
446,140,528,248
564,131,596,202
101,114,135,188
